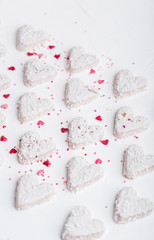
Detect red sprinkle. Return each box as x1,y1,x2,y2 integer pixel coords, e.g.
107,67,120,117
123,125,126,128
37,169,45,177
95,115,102,121
48,45,55,49
10,148,17,154
54,54,61,60
37,120,45,126
43,160,51,167
1,104,8,109
95,159,102,164
27,52,37,56
90,69,96,74
98,80,104,84
3,94,10,99
0,136,7,141
100,139,109,145
61,128,68,133
8,66,15,71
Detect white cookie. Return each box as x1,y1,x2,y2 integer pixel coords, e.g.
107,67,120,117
15,174,55,210
113,187,153,224
18,92,53,122
67,47,99,74
66,156,104,193
113,70,148,99
0,112,6,128
0,153,5,167
0,74,11,91
24,58,57,87
65,78,99,109
0,44,7,57
18,131,56,165
62,206,105,240
123,144,154,179
68,117,104,149
16,25,49,51
113,106,150,139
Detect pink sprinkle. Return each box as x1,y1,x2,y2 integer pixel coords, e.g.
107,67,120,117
38,53,43,59
54,54,61,60
98,80,104,84
95,159,102,164
1,104,8,109
8,66,15,71
48,45,55,49
37,120,45,126
27,52,37,56
90,69,96,74
37,169,45,177
43,160,51,167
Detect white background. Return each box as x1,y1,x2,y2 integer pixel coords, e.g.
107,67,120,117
0,0,154,239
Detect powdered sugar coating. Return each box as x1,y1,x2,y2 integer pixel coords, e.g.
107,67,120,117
66,156,104,193
0,44,7,57
113,187,154,224
24,58,57,87
0,112,6,128
16,25,49,51
113,70,148,99
65,78,99,109
18,92,53,122
67,47,99,74
18,131,56,165
68,117,104,149
0,74,11,91
15,174,55,210
123,144,154,179
113,106,150,139
62,206,105,240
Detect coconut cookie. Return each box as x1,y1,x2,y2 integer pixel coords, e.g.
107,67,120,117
17,131,56,165
65,78,99,109
66,156,104,193
15,174,55,210
18,92,53,122
0,44,7,57
113,106,150,139
0,112,6,128
62,206,105,240
16,25,49,51
68,117,104,150
113,187,153,224
24,58,57,87
0,74,11,91
67,46,99,74
113,70,148,99
123,144,154,179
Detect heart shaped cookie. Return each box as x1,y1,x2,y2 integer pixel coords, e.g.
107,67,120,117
66,156,104,193
113,70,148,99
0,74,11,91
113,187,153,224
15,174,55,210
113,106,150,139
123,144,154,179
18,92,53,122
0,112,6,128
16,25,49,51
0,44,7,57
65,78,99,109
68,117,104,149
17,131,56,165
24,58,57,87
67,47,99,74
62,206,105,240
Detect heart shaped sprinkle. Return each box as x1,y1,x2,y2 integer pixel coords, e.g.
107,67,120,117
67,46,99,74
68,117,104,150
65,79,99,109
17,131,56,165
15,173,56,210
113,187,153,224
113,106,150,139
18,92,54,122
113,70,148,99
62,206,105,240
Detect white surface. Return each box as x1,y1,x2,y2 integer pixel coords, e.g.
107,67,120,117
0,0,154,239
